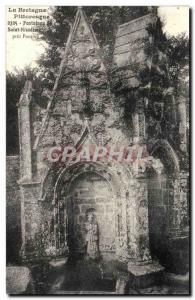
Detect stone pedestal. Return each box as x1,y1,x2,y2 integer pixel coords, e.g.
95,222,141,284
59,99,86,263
6,266,34,294
128,260,164,288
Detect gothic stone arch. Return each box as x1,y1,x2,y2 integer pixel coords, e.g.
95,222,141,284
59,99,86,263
41,162,130,261
147,139,189,272
37,161,154,267
150,139,180,176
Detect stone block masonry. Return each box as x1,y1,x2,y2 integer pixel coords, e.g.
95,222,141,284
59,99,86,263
6,156,21,264
67,172,116,257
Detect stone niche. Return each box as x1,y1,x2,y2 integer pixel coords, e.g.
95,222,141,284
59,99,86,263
33,160,160,272
66,172,116,259
39,162,130,262
15,7,189,283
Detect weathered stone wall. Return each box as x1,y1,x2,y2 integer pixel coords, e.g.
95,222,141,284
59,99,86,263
148,174,172,243
67,172,115,259
127,175,151,266
6,156,21,264
19,182,42,259
113,13,157,90
33,8,132,182
167,172,189,274
18,81,33,180
14,8,189,277
147,172,189,274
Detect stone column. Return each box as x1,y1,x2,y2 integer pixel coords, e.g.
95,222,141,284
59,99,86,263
127,172,164,284
19,181,42,260
166,172,189,273
178,96,187,152
127,173,151,266
132,112,139,143
115,191,129,261
132,99,146,144
18,81,33,180
53,196,69,257
179,172,189,236
168,172,189,239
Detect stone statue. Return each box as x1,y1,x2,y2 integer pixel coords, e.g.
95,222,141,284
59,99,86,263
85,208,100,259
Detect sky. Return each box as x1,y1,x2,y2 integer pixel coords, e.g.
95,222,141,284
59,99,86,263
158,6,189,37
6,6,189,72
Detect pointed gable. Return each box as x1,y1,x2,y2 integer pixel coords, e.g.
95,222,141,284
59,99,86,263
62,7,106,76
34,7,108,150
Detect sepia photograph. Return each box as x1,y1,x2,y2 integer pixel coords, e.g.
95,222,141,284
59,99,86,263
6,5,190,295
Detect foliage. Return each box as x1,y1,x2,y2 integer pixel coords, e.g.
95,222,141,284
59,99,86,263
166,33,189,99
6,66,49,154
36,6,149,85
6,68,34,154
6,8,189,154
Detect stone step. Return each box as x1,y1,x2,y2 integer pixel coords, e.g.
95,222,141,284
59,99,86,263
48,290,116,295
128,260,165,289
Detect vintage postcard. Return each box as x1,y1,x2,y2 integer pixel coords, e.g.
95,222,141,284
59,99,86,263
6,6,190,295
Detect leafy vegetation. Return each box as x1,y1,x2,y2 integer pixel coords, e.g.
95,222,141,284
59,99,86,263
6,7,189,154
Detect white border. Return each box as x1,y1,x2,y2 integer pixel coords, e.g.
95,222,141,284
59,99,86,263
0,1,193,299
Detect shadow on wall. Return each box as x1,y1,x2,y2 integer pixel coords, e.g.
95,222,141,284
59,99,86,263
7,225,22,265
6,156,22,265
147,169,189,275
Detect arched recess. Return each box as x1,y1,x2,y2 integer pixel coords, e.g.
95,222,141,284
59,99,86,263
147,139,180,265
40,161,132,260
64,170,116,260
150,139,180,176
